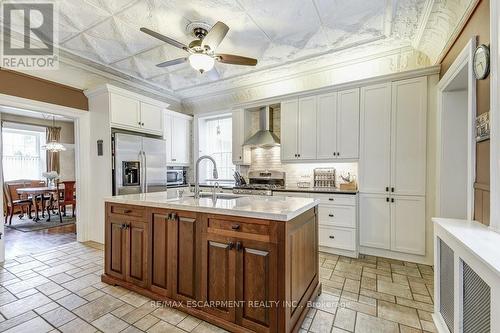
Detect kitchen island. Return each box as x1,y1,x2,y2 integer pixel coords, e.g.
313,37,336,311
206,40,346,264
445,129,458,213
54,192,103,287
102,192,321,333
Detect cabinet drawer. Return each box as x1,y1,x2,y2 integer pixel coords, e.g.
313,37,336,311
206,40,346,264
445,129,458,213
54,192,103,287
318,205,356,228
108,204,146,219
207,217,270,237
311,193,356,206
319,226,356,251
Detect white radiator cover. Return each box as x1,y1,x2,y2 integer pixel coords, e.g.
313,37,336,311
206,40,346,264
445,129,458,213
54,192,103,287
433,218,500,333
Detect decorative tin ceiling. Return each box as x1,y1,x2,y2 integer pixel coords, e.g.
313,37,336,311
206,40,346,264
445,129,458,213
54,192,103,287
1,0,474,100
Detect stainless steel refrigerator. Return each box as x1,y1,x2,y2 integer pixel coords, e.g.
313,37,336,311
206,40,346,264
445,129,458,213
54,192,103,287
112,132,166,195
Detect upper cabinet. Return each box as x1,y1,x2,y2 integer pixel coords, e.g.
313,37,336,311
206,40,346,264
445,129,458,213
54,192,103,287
164,111,192,166
359,77,427,196
86,84,167,137
281,88,360,162
232,109,251,165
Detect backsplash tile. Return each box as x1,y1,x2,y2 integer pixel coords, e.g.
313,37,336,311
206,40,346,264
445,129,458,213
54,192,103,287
239,146,358,188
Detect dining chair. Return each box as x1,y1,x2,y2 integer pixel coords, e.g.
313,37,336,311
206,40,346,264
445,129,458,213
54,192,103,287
4,181,32,225
29,179,51,218
56,181,76,222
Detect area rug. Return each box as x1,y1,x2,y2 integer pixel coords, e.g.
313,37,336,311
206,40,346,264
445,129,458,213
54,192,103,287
6,215,76,232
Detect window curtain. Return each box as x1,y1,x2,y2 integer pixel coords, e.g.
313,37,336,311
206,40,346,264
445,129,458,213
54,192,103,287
46,127,61,173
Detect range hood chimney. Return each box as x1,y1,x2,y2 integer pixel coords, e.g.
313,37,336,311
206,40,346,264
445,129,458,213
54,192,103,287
243,106,280,147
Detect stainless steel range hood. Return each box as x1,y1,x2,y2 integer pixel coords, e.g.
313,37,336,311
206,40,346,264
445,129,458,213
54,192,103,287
243,106,280,147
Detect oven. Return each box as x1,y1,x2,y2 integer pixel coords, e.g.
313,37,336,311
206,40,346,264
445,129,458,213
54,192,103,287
167,167,186,186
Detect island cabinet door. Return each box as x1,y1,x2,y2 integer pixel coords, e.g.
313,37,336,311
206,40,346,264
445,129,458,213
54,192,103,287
200,233,236,323
235,239,277,333
150,213,172,296
105,219,126,280
171,212,200,302
125,220,149,288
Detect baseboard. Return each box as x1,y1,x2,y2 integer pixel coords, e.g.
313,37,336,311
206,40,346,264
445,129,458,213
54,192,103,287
319,246,358,258
359,246,432,265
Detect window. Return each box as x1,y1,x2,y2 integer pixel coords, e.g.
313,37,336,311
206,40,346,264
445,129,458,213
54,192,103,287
198,114,233,181
2,124,46,181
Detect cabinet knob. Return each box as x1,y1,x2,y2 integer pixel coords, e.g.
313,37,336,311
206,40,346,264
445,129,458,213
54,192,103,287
231,224,240,230
386,197,389,202
328,214,334,217
124,209,132,214
329,235,335,239
141,122,145,126
391,187,395,192
391,198,394,203
298,154,301,157
385,187,389,192
138,121,141,125
235,241,242,251
228,242,234,250
172,159,176,161
328,198,334,201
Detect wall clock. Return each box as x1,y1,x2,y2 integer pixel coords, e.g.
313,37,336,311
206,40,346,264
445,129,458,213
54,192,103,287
473,44,490,80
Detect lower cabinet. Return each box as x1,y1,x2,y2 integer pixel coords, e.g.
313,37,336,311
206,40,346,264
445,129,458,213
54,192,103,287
359,193,425,255
106,216,148,288
201,233,277,332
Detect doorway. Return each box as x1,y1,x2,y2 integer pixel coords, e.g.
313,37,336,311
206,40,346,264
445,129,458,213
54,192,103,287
0,107,78,258
438,39,477,220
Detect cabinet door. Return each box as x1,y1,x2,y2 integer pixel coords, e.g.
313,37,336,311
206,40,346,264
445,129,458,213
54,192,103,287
140,102,164,134
150,213,171,296
391,196,425,255
171,117,191,164
337,88,360,159
316,92,337,159
236,239,277,332
172,213,199,301
125,220,148,288
201,234,236,322
110,93,140,129
298,96,317,160
164,115,173,163
105,219,126,280
232,109,252,165
359,83,392,194
280,99,299,160
359,193,390,249
391,77,427,196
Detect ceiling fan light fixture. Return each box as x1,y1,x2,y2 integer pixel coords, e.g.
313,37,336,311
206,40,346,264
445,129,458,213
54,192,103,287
189,53,215,73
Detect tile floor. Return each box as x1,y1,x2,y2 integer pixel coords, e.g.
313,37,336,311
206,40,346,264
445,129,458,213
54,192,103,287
0,242,437,333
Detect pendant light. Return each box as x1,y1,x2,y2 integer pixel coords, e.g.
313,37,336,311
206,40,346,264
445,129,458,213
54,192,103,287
43,116,66,152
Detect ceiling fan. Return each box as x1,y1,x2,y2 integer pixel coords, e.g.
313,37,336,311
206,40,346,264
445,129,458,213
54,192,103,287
140,21,258,74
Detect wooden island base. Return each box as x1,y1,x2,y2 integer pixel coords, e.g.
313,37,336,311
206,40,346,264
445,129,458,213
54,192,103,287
102,202,320,333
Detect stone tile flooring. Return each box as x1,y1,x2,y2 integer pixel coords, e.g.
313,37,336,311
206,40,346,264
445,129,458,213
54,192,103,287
0,242,437,333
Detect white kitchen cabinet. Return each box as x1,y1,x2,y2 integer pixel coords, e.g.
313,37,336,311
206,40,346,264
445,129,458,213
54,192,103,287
109,93,140,129
109,92,164,136
391,77,427,196
390,196,425,255
316,93,337,159
140,102,164,135
319,226,356,252
280,99,299,161
164,111,191,165
297,96,317,160
359,193,391,250
336,89,360,159
232,109,251,165
359,83,392,194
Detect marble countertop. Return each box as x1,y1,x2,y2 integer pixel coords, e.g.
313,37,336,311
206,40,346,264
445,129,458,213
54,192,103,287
106,191,319,221
433,217,500,277
273,187,358,195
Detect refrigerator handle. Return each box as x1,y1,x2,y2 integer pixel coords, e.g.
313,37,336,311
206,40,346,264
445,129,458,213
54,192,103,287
138,151,144,193
143,151,148,193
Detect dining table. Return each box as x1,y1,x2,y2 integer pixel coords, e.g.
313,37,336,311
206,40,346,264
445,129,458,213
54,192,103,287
16,187,58,222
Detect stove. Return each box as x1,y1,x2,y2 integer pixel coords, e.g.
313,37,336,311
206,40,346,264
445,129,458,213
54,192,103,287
233,170,285,196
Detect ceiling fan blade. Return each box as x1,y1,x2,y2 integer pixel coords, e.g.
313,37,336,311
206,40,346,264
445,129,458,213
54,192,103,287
202,21,229,51
216,54,257,66
140,27,188,51
156,57,187,68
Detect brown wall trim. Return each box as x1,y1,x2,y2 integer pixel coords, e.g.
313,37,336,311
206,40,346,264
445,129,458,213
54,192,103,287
0,68,88,111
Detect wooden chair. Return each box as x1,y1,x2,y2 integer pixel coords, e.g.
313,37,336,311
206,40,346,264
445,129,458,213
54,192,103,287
56,181,76,222
29,180,51,218
4,181,32,225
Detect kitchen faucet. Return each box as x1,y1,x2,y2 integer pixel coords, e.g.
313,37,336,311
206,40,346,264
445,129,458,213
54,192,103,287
194,155,218,199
